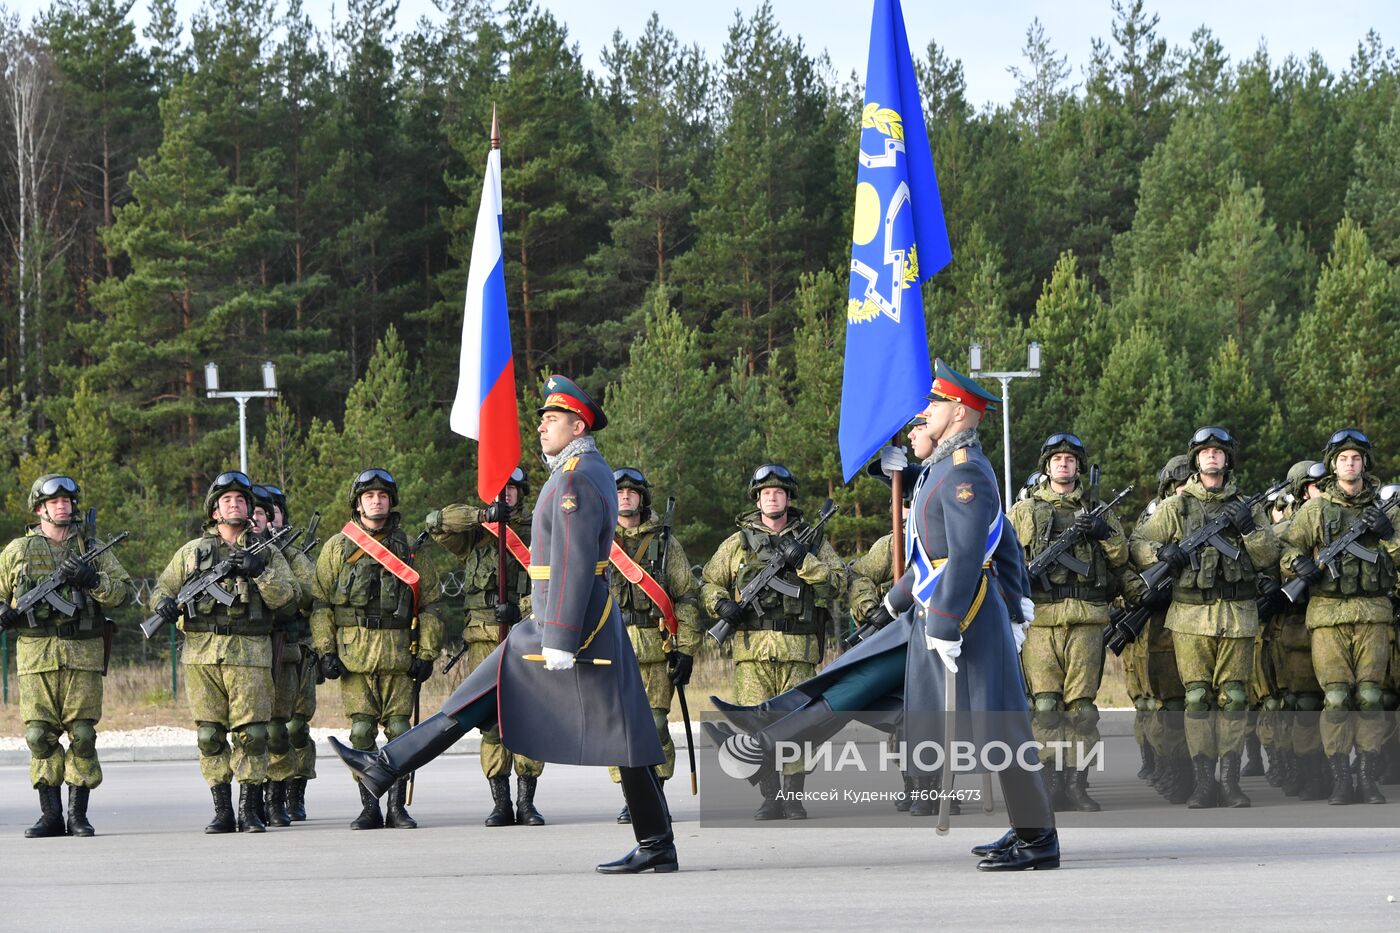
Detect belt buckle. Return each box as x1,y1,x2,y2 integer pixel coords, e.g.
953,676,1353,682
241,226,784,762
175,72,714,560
214,624,233,636
363,615,383,629
57,622,77,638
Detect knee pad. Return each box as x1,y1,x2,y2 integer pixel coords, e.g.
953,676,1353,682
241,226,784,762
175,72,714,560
1221,681,1249,713
287,716,312,750
1033,692,1064,713
1068,698,1100,730
25,721,59,758
384,715,412,741
1323,683,1353,711
68,720,98,758
1262,696,1284,713
236,722,269,757
349,715,379,751
266,718,290,755
197,721,227,757
1356,680,1385,712
1162,697,1186,712
1133,697,1153,712
1294,692,1323,712
1184,682,1212,713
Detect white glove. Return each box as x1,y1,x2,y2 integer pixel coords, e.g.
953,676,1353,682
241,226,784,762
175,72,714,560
878,445,909,478
1013,621,1030,653
1020,597,1036,624
924,634,961,673
541,647,576,671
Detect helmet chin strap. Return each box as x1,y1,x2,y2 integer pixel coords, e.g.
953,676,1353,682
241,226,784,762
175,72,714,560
617,507,638,517
216,515,248,527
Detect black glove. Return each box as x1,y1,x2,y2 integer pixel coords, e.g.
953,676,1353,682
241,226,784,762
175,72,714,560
230,548,267,578
777,536,808,569
409,657,435,683
1256,576,1281,599
320,652,345,680
1072,512,1113,541
715,598,743,624
494,602,522,627
481,502,510,524
1291,555,1324,585
0,604,20,631
155,596,181,624
1155,542,1190,571
666,650,693,687
864,603,895,630
1363,505,1396,540
59,555,100,590
1223,500,1256,535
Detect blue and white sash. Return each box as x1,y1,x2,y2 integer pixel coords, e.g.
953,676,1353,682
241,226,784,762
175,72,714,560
906,466,1005,610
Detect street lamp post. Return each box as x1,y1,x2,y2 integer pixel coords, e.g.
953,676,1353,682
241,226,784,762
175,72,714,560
969,342,1042,507
204,361,280,475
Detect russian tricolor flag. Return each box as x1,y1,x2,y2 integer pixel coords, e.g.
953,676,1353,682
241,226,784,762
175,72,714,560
450,129,520,503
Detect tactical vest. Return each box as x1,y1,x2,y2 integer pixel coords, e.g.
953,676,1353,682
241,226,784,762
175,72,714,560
733,525,822,635
273,537,311,642
184,537,271,635
1028,498,1110,602
462,529,530,611
1312,499,1397,598
329,530,415,630
13,535,103,640
1172,495,1258,603
615,528,663,627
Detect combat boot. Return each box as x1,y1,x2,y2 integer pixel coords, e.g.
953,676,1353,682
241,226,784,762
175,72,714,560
1298,753,1328,801
1242,733,1264,777
1048,767,1072,812
265,781,292,827
65,785,95,837
237,784,266,833
1327,753,1355,806
286,778,307,821
1278,751,1301,796
1265,745,1284,787
515,775,545,826
204,783,235,834
350,781,384,829
1186,756,1218,809
1357,752,1387,805
252,781,268,825
1166,756,1194,805
782,773,808,820
910,776,936,817
895,773,915,812
1146,748,1170,789
485,776,516,826
1065,769,1101,812
1218,752,1251,808
384,778,417,828
1136,741,1156,781
25,784,65,838
754,772,785,820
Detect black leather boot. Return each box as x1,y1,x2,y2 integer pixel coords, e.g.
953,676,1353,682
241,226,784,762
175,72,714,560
515,775,545,826
286,778,308,821
330,712,467,797
1048,767,1072,812
616,803,631,823
895,773,915,812
25,784,65,838
265,781,292,827
1186,756,1218,809
1242,732,1265,777
1218,752,1251,808
1167,755,1195,805
754,772,785,820
970,828,1018,857
597,766,677,874
253,781,268,825
204,783,235,834
909,776,935,817
385,779,418,828
1298,753,1328,801
1278,750,1300,796
782,772,808,820
1146,746,1170,788
1065,769,1101,812
1265,745,1284,787
1136,740,1156,780
1327,753,1355,806
705,699,842,786
351,781,384,829
485,776,516,826
237,783,266,833
1358,752,1387,804
65,785,95,837
976,829,1060,871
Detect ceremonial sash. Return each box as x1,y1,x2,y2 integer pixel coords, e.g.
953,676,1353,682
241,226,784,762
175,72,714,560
481,522,532,570
609,541,678,635
341,522,421,614
906,468,1004,628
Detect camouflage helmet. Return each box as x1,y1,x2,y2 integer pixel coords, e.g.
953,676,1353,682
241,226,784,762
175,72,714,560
1017,470,1044,502
250,484,276,518
204,470,255,517
1187,426,1236,473
28,474,80,512
349,468,398,512
1157,455,1192,500
260,484,290,524
1286,460,1326,502
749,463,798,500
613,467,652,511
1038,432,1088,474
1322,427,1372,473
505,466,530,500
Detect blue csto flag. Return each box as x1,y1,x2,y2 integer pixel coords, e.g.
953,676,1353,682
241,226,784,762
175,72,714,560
839,0,952,482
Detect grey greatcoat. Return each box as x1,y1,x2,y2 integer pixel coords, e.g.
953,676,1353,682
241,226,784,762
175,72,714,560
438,443,663,768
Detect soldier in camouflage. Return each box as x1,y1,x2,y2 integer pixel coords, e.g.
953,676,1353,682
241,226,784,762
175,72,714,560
607,467,701,823
701,463,846,820
1133,427,1281,810
0,474,133,837
150,470,297,833
251,484,318,825
1280,429,1398,805
426,467,544,826
312,469,444,830
1007,434,1131,813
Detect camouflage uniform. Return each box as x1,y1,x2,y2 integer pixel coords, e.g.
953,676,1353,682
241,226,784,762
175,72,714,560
268,540,318,787
847,533,895,624
1270,493,1328,797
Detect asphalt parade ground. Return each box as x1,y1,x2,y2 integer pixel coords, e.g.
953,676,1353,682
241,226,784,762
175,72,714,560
2,748,1399,932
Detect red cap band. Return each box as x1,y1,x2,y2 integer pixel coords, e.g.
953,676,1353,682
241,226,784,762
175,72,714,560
543,392,595,427
930,377,990,413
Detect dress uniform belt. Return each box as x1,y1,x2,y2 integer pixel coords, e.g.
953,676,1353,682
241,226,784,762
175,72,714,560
528,560,610,580
924,557,994,633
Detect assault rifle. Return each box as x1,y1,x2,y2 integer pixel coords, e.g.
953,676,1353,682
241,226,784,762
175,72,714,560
7,531,129,627
299,511,322,555
1025,485,1134,586
707,499,838,647
1280,489,1400,604
140,526,295,638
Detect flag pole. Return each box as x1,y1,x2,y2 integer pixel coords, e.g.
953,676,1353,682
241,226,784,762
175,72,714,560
890,434,905,579
489,104,510,646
